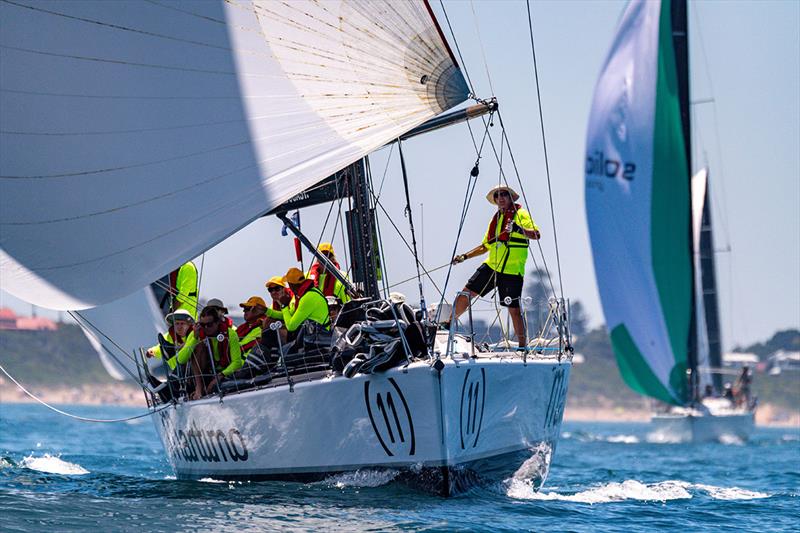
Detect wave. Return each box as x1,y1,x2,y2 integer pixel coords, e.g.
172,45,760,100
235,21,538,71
561,431,640,444
322,469,400,489
21,454,89,475
506,479,770,504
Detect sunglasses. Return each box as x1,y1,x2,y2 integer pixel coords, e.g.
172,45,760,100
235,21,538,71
267,286,282,293
242,306,253,312
493,190,511,199
200,321,217,328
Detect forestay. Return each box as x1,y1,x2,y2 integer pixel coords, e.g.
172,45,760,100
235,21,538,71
0,0,468,310
584,0,692,405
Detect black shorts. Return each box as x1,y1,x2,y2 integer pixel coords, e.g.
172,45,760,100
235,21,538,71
465,264,524,308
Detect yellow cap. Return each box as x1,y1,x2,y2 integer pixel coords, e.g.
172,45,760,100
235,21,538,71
283,267,306,285
318,242,334,253
239,296,267,309
265,276,286,289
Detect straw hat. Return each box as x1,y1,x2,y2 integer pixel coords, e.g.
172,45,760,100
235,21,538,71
485,185,520,205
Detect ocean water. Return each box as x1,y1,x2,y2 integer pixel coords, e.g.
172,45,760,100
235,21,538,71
0,403,797,532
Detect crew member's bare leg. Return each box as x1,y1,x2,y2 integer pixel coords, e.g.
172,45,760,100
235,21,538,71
452,289,479,321
509,306,526,347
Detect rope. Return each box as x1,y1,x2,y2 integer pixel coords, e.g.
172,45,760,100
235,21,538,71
396,139,427,317
0,363,170,423
524,0,564,300
69,311,143,384
469,0,496,96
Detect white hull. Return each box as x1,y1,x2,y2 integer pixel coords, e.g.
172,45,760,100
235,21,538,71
649,402,755,443
153,355,571,495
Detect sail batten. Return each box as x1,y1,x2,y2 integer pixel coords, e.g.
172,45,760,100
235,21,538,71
0,0,468,310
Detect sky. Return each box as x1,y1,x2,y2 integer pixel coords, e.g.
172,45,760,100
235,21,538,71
2,0,798,350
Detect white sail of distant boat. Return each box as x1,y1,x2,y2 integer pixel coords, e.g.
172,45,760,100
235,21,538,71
584,0,753,442
0,0,574,495
0,0,468,310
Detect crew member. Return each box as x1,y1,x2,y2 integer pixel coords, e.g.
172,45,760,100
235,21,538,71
265,276,295,321
307,243,350,304
157,260,199,320
145,309,195,402
175,304,243,400
279,267,330,333
237,296,267,357
450,185,540,347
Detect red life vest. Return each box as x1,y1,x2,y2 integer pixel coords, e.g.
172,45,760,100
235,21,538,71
487,203,523,243
197,318,232,369
308,260,340,297
236,317,263,353
293,279,316,299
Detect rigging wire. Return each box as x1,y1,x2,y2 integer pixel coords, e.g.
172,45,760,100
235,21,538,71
0,362,170,423
468,0,496,96
70,311,143,383
396,139,428,317
524,0,564,300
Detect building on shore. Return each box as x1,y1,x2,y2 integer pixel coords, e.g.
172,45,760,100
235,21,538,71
0,308,58,331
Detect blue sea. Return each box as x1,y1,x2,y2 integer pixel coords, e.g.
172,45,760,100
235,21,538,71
0,403,797,532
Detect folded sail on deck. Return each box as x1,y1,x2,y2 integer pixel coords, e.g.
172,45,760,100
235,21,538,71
584,0,692,405
0,0,468,310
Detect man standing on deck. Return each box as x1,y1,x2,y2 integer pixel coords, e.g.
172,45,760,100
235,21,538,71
449,185,540,347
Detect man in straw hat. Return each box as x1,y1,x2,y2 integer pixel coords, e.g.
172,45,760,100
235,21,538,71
449,184,540,347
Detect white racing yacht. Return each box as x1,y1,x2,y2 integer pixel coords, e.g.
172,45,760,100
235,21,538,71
1,0,574,494
584,0,755,443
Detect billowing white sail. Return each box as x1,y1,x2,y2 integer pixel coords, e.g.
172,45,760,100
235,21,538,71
585,0,692,405
0,0,467,310
691,169,711,389
73,287,165,380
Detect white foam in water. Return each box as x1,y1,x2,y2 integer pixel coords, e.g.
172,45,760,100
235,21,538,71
506,479,770,504
605,434,640,444
21,454,89,475
198,478,226,483
324,469,399,489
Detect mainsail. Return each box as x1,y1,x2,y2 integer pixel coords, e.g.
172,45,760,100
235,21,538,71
0,0,468,310
584,0,693,405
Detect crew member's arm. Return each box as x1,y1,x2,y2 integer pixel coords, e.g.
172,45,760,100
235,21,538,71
172,331,198,367
282,295,313,332
509,209,541,240
266,307,283,320
452,243,489,264
219,328,243,376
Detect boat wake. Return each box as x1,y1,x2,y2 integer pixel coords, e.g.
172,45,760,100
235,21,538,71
562,431,640,444
322,469,400,489
20,454,89,475
505,479,770,503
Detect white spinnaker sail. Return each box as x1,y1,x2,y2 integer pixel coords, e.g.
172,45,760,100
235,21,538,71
73,287,165,380
0,0,468,310
691,169,712,389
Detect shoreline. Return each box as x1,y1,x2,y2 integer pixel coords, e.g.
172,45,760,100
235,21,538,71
2,382,798,429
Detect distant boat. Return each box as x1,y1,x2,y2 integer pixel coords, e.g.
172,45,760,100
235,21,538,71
1,0,572,493
584,0,754,443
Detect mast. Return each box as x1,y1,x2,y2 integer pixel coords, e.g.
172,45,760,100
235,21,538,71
671,0,698,403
